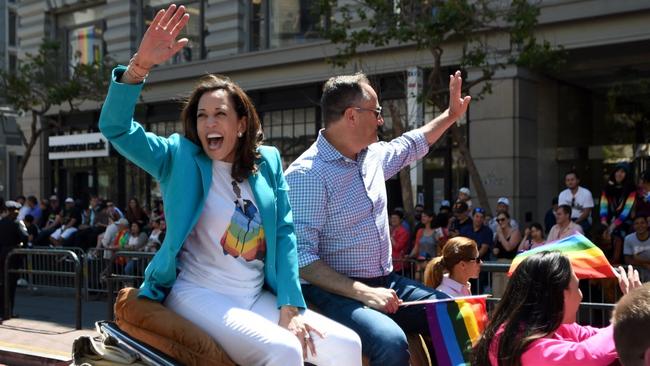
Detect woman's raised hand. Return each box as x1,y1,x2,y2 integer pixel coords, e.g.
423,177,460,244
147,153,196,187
134,4,190,69
615,265,642,295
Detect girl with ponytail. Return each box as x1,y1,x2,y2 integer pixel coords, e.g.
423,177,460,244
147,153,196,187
423,236,482,297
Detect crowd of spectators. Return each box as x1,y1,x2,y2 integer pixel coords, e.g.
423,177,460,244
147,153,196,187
0,194,166,257
389,164,650,291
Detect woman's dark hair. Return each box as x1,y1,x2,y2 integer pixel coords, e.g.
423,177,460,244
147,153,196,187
130,221,142,232
126,197,147,223
181,74,263,182
528,222,544,237
435,212,450,228
473,251,572,366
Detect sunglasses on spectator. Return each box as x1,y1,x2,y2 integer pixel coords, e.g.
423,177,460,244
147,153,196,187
496,217,507,223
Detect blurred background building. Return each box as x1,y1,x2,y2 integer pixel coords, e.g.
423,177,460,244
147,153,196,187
0,0,22,199
9,0,650,224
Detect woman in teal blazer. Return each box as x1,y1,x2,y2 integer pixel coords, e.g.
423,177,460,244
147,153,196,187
99,5,360,365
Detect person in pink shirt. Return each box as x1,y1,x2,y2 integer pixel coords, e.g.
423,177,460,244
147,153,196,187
389,211,410,272
473,251,641,366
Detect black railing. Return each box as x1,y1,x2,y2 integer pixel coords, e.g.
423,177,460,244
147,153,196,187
3,248,83,329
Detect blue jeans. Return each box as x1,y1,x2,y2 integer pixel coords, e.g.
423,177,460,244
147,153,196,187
302,272,448,366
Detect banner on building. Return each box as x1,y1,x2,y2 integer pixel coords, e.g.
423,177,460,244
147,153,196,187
406,67,423,128
49,132,109,160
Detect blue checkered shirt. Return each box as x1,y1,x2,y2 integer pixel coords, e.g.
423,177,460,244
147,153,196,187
285,129,430,278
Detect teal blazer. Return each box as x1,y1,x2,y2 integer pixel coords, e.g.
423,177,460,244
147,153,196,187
99,66,305,309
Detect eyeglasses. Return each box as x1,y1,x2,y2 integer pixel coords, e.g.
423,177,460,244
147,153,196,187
466,256,482,263
496,217,507,223
354,106,383,119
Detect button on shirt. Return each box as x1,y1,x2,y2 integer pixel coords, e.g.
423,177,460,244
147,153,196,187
285,129,430,278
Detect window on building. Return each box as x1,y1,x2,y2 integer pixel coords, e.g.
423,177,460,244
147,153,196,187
150,120,183,137
143,0,204,65
249,0,324,51
8,54,17,73
67,23,105,69
261,107,317,167
8,9,17,47
58,6,106,72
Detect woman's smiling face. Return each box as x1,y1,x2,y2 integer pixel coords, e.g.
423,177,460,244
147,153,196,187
196,89,247,162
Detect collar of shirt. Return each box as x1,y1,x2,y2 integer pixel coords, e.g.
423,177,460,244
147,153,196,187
316,129,367,164
442,275,471,294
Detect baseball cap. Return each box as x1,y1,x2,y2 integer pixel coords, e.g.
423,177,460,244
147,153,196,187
65,197,74,204
49,195,58,201
5,200,21,209
497,197,510,206
440,200,451,208
459,187,471,196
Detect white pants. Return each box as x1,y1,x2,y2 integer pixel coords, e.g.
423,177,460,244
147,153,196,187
51,226,78,241
164,279,362,366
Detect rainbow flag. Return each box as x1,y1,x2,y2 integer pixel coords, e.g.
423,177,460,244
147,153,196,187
425,295,488,366
508,233,616,279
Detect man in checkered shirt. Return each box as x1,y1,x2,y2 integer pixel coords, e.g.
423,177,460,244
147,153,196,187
285,71,471,365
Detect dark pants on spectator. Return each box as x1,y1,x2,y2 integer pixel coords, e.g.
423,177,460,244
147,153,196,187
0,251,19,318
34,227,58,246
302,272,448,366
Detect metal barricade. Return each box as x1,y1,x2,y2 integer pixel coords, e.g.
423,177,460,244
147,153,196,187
392,258,422,280
393,259,622,325
103,251,155,320
85,247,118,297
4,248,83,329
25,246,87,292
476,261,620,325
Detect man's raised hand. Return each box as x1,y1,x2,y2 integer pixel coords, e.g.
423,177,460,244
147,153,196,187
447,70,472,123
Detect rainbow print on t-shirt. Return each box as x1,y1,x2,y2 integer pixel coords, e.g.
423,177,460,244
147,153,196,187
220,199,266,262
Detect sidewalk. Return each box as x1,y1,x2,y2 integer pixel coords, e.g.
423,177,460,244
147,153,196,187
0,287,108,365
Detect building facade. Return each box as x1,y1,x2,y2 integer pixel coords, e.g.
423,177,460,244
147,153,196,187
13,0,650,225
0,0,22,200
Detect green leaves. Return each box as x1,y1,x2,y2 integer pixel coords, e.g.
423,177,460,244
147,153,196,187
0,39,111,116
316,0,565,98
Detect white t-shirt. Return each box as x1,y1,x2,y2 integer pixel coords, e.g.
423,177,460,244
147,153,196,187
558,186,594,221
623,232,650,259
177,160,266,302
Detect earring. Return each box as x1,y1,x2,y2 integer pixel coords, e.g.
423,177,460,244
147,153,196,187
237,132,243,138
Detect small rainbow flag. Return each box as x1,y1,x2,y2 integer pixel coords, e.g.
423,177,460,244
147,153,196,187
425,295,488,366
507,233,616,279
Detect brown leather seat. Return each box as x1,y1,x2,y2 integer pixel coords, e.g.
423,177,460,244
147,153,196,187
114,287,431,366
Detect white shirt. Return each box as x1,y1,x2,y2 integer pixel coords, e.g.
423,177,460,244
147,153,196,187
558,186,594,220
17,205,31,221
624,232,650,259
436,275,472,297
177,160,266,303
